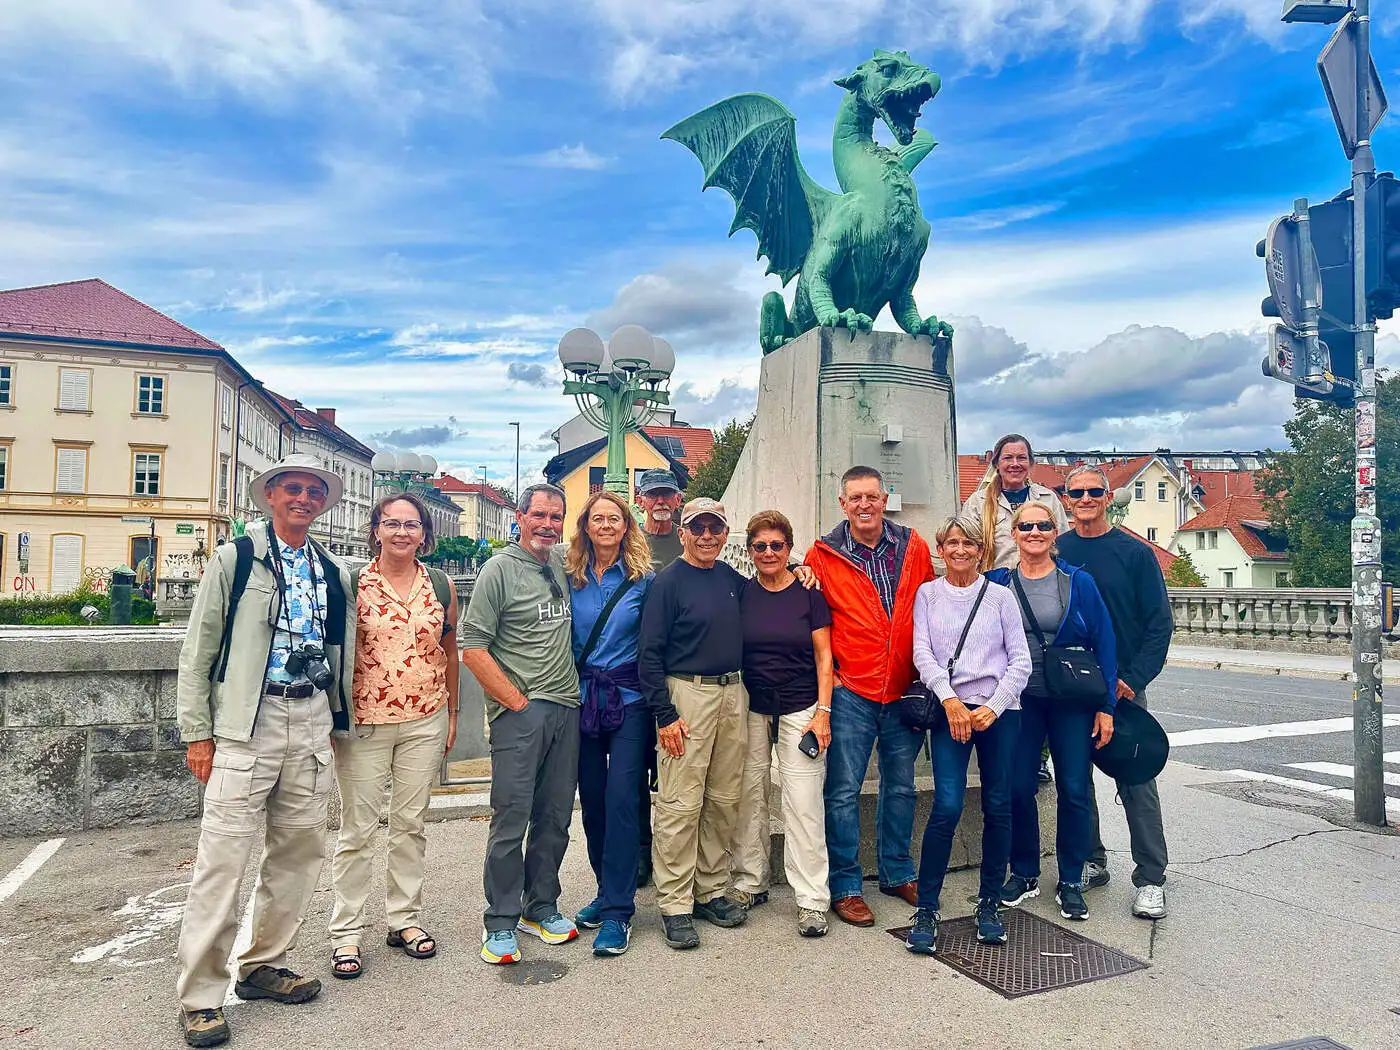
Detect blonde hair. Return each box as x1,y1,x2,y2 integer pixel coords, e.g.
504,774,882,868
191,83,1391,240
979,433,1032,571
1010,500,1060,560
565,490,652,588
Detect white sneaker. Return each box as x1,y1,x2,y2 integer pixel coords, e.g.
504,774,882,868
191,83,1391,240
797,908,828,938
1132,884,1166,919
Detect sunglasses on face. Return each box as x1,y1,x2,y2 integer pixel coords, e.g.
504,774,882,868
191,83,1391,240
750,540,788,554
686,521,726,537
280,483,328,502
1067,487,1107,500
1016,521,1056,533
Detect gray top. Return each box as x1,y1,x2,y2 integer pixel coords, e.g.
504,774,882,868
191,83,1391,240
460,543,580,719
1016,570,1064,698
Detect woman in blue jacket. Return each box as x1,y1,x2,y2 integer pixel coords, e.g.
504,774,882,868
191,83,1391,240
986,500,1117,923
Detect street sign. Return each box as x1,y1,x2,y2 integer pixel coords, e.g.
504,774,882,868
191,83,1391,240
1318,11,1388,159
1262,215,1316,331
176,523,194,535
120,516,153,525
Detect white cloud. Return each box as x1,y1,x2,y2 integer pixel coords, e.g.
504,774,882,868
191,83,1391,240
945,201,1065,232
528,144,615,171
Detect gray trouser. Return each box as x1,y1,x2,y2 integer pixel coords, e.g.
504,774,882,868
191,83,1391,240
1089,688,1168,887
483,699,580,932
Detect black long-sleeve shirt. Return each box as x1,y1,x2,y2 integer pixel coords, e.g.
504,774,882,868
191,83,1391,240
637,558,745,727
1057,527,1173,694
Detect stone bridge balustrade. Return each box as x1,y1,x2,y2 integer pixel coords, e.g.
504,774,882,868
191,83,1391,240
1167,587,1367,655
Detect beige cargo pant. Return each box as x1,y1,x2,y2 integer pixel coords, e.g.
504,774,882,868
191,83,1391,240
652,675,748,916
175,693,334,1012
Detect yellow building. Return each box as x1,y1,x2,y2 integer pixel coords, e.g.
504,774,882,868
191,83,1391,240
543,431,688,543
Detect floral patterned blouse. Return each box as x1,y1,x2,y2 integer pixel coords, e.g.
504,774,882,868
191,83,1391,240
352,559,448,724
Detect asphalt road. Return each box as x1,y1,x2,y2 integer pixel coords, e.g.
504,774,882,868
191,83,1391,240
1149,666,1400,806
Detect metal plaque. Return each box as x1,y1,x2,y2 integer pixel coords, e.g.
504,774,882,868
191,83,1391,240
1318,11,1388,160
852,434,931,505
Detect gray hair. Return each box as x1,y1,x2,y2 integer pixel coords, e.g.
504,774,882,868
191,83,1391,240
935,514,985,547
1065,465,1111,491
518,483,566,513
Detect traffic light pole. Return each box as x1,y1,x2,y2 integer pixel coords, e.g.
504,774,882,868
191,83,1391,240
1349,0,1386,827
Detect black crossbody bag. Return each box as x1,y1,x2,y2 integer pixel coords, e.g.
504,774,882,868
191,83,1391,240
1010,570,1105,711
897,579,989,733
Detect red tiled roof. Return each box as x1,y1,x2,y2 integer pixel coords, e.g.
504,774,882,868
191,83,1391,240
642,425,715,470
1190,469,1259,508
957,455,1067,504
1176,495,1287,561
1119,526,1181,575
438,476,512,507
266,390,375,459
1099,455,1154,491
0,278,222,351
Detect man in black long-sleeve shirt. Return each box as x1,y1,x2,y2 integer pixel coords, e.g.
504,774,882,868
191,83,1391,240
636,498,749,948
1057,465,1173,920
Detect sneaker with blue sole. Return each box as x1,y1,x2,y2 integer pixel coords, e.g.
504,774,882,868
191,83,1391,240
575,898,604,930
480,929,520,965
592,920,631,957
905,908,939,955
517,912,578,944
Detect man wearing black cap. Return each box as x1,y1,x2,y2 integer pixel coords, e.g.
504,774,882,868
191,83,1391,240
637,468,684,572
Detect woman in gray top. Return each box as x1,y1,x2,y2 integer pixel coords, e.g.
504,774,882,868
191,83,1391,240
985,501,1118,925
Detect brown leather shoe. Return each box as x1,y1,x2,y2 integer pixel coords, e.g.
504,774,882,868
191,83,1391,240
832,895,875,927
879,881,919,907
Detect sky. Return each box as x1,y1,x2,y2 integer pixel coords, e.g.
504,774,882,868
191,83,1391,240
2,0,1399,487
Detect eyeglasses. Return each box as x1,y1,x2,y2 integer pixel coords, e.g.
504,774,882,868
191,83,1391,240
750,540,788,553
1066,487,1107,500
686,521,726,537
539,564,563,600
279,483,328,502
379,519,423,533
1015,521,1057,533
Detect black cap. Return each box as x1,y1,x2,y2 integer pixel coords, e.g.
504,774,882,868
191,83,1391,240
637,468,681,494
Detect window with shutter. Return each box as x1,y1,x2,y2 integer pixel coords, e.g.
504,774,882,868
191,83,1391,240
55,448,87,492
51,534,83,593
58,369,90,411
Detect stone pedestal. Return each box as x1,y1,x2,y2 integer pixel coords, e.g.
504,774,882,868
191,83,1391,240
722,326,957,550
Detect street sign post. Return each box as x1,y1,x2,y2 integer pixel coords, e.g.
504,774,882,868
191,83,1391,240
120,516,153,525
1318,11,1388,159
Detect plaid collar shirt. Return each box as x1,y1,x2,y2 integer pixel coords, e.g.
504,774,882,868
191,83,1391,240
842,521,898,616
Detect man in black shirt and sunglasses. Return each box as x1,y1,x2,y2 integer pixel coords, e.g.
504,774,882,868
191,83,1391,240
1056,465,1172,921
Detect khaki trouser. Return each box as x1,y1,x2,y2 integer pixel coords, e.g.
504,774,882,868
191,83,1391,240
730,705,831,912
652,675,748,916
328,705,448,948
175,693,334,1012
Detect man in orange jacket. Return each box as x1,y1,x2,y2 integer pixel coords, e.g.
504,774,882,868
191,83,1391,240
803,465,934,927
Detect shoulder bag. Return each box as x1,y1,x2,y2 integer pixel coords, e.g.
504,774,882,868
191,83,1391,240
897,579,989,733
1010,570,1105,711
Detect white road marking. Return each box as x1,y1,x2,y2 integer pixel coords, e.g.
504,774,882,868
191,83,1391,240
0,838,64,905
1287,761,1400,787
1385,752,1400,764
72,883,188,966
1222,769,1400,819
1169,715,1400,747
222,875,261,1007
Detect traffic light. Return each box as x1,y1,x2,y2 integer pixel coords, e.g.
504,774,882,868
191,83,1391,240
1307,194,1357,402
1365,172,1400,319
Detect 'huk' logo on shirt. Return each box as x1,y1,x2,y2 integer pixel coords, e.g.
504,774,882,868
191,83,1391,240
537,599,571,624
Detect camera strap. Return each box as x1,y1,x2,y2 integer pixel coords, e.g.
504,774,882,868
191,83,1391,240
266,523,327,645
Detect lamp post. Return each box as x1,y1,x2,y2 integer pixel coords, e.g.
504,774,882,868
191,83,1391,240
371,450,440,497
508,421,521,503
558,325,674,495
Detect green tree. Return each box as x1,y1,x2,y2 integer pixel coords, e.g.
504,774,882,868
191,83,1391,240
1164,548,1206,588
1260,376,1400,586
686,415,753,501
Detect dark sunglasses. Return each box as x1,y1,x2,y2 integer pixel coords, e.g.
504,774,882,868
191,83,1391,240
538,564,563,600
686,521,726,537
1015,521,1057,533
750,540,788,553
1066,487,1106,500
279,482,328,502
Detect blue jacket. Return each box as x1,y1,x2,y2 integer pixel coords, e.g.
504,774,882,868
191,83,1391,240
986,560,1119,714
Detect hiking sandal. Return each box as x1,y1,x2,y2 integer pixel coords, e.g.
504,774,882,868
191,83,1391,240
386,927,437,959
331,946,362,980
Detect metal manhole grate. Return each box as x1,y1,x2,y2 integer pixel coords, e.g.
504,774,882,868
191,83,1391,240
887,908,1146,998
1247,1040,1354,1049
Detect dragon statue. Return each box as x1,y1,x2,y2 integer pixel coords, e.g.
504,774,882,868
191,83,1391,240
663,49,953,355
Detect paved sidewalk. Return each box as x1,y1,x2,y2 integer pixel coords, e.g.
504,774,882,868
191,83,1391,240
1169,643,1355,680
2,759,1398,1050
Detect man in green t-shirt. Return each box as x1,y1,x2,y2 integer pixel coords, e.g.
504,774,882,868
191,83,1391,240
462,483,581,966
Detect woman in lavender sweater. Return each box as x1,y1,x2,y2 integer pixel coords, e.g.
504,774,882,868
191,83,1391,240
905,515,1031,956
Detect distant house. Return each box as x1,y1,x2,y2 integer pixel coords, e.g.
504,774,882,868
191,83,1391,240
1170,495,1291,589
436,474,514,542
543,431,693,543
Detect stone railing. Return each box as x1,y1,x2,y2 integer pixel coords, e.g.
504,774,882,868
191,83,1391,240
1167,587,1372,654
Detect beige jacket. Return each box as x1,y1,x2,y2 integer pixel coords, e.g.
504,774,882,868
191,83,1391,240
960,481,1070,570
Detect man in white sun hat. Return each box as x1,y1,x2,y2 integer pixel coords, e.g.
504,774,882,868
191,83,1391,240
173,453,356,1048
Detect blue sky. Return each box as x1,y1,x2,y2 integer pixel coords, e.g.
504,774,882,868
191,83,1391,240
2,0,1398,487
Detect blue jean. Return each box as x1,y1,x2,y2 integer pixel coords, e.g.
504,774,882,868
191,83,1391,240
824,684,921,899
917,708,1020,911
1010,695,1094,887
577,701,650,922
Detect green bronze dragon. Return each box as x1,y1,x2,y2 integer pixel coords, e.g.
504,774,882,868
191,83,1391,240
663,49,953,355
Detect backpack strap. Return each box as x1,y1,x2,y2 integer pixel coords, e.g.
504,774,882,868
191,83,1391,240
426,566,455,638
210,536,255,683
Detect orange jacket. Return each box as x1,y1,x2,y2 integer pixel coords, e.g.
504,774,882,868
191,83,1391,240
804,521,935,704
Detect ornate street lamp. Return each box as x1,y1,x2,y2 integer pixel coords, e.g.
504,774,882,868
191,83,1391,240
558,325,674,494
371,450,440,497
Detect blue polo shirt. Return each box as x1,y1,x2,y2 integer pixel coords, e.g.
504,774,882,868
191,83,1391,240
570,561,653,706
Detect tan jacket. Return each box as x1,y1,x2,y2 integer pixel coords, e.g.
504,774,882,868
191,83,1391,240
960,481,1070,570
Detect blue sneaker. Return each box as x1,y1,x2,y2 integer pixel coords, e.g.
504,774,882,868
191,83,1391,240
480,929,520,965
1000,874,1040,907
905,908,938,955
575,898,604,930
976,898,1007,944
517,912,578,945
592,919,631,957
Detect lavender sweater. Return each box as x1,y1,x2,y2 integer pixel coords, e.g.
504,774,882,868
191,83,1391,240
912,577,1032,716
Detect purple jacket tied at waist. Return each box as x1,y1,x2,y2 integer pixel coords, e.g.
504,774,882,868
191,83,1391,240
578,661,640,736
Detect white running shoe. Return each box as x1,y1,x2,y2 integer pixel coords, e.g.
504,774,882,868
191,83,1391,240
1132,884,1166,919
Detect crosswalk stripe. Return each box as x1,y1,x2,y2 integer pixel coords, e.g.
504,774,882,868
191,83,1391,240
1385,752,1400,764
1287,761,1400,787
1169,714,1400,747
0,838,65,905
1223,769,1400,819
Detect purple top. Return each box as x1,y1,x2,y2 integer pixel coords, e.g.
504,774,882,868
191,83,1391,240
912,576,1032,716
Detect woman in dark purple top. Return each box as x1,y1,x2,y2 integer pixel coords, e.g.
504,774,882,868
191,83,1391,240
729,510,835,938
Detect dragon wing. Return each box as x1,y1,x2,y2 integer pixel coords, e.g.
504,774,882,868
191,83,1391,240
662,93,837,285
